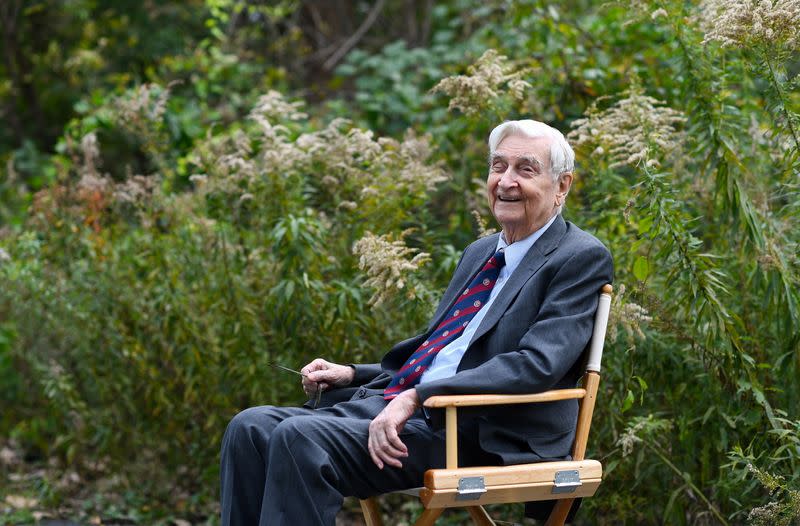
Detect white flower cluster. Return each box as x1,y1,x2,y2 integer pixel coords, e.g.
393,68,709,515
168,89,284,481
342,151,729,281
379,129,447,194
608,284,653,342
80,132,101,179
189,129,262,195
114,83,171,133
616,416,672,457
218,130,258,181
744,463,800,525
188,91,308,194
700,0,800,49
250,90,308,124
651,7,668,19
569,84,686,168
248,94,309,170
430,49,532,116
113,175,158,205
747,501,787,526
190,94,447,209
616,419,646,457
353,230,431,306
297,120,446,195
295,118,381,182
73,170,106,201
74,132,158,208
471,210,497,238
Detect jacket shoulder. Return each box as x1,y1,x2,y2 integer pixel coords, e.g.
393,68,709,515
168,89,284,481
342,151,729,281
562,221,611,255
462,233,501,256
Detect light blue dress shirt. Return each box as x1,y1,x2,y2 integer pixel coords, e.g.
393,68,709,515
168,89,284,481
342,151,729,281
418,213,559,385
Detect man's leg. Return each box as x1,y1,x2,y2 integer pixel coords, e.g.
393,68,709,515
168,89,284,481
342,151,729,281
220,405,315,526
260,397,440,526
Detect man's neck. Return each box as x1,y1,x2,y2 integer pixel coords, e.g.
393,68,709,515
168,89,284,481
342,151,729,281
501,213,559,246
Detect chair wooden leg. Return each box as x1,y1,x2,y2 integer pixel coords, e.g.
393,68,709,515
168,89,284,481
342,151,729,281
466,505,495,525
412,507,444,526
544,498,574,526
360,497,384,526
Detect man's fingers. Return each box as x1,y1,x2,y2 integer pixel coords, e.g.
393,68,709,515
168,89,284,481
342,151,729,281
376,434,407,458
306,369,332,383
368,419,408,470
367,436,384,469
302,358,330,375
371,437,403,468
378,445,404,468
301,377,318,393
381,424,408,456
302,380,328,397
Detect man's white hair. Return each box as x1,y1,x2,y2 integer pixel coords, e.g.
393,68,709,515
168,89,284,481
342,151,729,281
488,120,575,182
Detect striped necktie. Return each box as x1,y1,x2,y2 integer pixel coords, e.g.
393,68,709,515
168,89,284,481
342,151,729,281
384,249,506,399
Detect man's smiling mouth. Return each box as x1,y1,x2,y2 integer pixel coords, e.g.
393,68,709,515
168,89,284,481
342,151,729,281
498,196,522,202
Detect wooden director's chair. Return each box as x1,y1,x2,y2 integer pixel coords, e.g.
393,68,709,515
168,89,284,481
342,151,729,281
360,284,613,526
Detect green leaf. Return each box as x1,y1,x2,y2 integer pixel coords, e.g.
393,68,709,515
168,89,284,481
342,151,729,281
633,256,650,281
637,216,654,235
622,389,634,413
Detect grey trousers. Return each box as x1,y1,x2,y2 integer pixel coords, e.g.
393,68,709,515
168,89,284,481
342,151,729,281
220,395,489,526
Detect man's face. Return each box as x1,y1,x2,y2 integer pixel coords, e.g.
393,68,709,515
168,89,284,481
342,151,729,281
486,134,571,243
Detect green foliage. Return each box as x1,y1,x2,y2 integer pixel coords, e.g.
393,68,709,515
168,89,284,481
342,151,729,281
0,92,449,509
1,0,799,523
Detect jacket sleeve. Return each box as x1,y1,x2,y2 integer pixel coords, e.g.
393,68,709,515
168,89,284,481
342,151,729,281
347,363,383,385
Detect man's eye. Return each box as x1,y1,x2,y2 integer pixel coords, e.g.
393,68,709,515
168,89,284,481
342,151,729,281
492,163,505,171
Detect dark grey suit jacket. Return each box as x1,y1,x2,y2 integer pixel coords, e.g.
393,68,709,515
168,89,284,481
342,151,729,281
344,214,613,465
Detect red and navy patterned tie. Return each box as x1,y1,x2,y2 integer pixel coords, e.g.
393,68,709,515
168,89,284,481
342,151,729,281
384,250,506,399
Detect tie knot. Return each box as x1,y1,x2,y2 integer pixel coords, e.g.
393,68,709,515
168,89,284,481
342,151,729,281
492,249,506,268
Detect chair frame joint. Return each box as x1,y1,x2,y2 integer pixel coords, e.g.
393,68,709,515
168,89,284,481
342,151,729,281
552,469,582,494
456,476,487,501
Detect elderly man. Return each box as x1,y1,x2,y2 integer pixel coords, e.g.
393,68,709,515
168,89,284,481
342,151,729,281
220,120,613,525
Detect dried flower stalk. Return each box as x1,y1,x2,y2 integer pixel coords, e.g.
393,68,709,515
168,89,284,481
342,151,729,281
430,49,532,116
353,230,430,306
700,0,800,49
569,83,686,168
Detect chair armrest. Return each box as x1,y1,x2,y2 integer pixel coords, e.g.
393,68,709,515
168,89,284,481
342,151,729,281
423,388,586,408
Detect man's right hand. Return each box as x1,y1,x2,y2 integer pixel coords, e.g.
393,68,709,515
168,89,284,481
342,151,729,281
301,359,355,396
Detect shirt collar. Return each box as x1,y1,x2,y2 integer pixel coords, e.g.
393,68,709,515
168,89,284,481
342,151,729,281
496,213,559,274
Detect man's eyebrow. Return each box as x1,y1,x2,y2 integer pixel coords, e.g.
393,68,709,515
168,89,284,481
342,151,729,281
488,153,544,170
517,155,544,170
488,153,504,164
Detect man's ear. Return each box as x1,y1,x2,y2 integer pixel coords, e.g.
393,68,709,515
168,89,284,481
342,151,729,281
558,172,574,194
556,172,573,205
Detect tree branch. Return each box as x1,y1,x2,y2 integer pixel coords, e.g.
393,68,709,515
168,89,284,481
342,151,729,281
322,0,386,72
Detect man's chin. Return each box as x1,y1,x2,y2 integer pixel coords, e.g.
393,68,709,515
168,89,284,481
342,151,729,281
493,210,525,229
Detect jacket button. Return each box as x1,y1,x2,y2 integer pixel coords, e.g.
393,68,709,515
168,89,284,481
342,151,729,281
357,388,367,399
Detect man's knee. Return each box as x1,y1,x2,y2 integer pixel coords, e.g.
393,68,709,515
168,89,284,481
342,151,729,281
268,415,344,486
269,415,315,451
222,406,279,453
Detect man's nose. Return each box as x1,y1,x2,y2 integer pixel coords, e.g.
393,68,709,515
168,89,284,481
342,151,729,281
498,168,517,187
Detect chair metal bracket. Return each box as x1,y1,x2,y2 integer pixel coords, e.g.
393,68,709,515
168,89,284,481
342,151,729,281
552,470,582,494
455,476,487,501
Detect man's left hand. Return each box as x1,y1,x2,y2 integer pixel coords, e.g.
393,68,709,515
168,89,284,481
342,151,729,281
367,389,420,469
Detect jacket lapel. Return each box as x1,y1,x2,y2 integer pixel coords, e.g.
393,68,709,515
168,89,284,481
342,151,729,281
470,215,567,343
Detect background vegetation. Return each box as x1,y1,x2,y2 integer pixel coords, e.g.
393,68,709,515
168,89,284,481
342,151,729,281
1,0,798,524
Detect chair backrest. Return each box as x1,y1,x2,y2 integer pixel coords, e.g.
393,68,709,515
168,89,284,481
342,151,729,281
586,284,613,373
570,284,612,461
